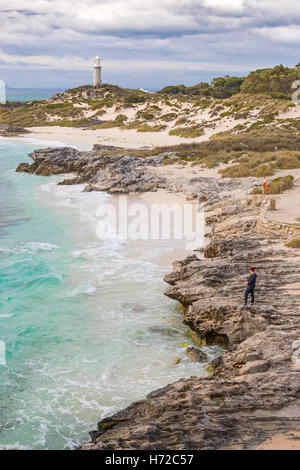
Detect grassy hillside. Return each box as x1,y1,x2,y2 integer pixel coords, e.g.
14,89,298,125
1,64,299,130
130,125,300,177
1,63,300,177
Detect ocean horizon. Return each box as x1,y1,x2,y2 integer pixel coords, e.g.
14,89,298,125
5,88,64,102
4,87,157,103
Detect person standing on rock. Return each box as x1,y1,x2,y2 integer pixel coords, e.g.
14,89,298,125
244,267,257,308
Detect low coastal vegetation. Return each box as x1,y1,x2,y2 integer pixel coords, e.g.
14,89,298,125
169,125,204,138
136,124,167,132
251,175,294,194
2,63,300,177
286,238,300,248
130,125,300,177
158,75,244,99
1,64,300,134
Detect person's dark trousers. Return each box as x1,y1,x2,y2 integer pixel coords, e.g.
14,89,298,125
244,287,254,305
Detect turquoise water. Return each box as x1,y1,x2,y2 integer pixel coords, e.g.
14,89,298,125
0,139,219,450
6,89,63,102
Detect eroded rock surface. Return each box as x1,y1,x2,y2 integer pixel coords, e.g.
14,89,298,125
16,146,167,194
81,197,300,450
0,124,30,136
15,144,300,449
16,145,260,200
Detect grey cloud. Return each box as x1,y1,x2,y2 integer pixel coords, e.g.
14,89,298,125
1,0,300,88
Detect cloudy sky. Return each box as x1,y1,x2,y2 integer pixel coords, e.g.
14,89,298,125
0,0,300,89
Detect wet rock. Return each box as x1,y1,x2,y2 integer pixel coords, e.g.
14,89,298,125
58,175,89,185
131,304,145,313
16,162,36,173
148,326,178,337
186,347,207,363
171,357,181,366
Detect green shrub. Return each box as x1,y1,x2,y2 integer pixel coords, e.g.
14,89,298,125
159,85,187,95
241,64,300,95
91,114,127,129
267,175,294,193
135,110,155,120
124,94,147,104
137,124,166,132
251,175,294,194
160,113,177,122
220,111,231,118
175,117,189,126
169,126,204,138
286,238,300,249
121,120,144,130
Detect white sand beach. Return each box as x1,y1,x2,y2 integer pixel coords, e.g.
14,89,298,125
18,115,251,151
19,126,200,150
14,99,300,152
264,168,300,225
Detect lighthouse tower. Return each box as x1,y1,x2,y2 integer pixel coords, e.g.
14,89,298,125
93,56,102,87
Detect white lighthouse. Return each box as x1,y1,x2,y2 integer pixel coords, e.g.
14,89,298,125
93,56,102,87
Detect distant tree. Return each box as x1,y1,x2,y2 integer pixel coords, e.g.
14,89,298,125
210,76,244,98
160,85,187,94
124,94,147,103
241,65,300,95
157,65,300,99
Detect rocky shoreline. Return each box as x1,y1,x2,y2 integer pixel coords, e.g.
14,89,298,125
80,199,300,450
16,145,300,450
16,145,259,201
0,124,30,137
16,145,167,193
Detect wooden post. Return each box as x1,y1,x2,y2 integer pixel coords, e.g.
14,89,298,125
269,197,276,211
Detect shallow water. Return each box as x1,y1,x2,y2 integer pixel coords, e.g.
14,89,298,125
0,140,221,449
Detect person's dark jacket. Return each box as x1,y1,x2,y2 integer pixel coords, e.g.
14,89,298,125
247,273,257,290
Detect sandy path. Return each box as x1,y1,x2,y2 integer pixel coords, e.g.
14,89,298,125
265,169,300,225
151,162,223,182
277,102,300,119
256,432,300,450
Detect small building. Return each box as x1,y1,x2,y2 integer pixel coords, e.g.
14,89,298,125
93,56,102,87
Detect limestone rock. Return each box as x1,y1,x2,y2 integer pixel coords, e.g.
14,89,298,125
171,357,181,367
0,124,30,136
16,146,166,194
186,347,207,363
15,144,300,450
81,195,300,450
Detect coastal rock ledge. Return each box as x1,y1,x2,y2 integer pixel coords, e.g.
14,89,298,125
16,146,167,194
16,145,300,449
0,124,30,136
81,198,300,450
